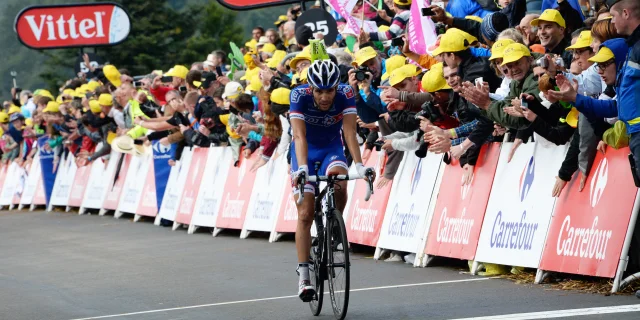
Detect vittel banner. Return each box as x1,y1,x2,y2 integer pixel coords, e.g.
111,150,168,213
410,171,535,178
425,144,500,261
15,2,131,49
475,142,567,268
540,148,639,278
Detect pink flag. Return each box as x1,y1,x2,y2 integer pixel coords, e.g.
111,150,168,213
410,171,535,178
407,0,438,54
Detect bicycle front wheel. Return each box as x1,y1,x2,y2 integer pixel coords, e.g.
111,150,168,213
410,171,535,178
309,236,324,316
326,210,350,320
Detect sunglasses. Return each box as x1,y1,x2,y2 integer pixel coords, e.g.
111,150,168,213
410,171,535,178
596,60,615,72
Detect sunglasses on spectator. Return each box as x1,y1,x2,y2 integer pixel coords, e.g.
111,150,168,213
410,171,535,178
596,60,615,72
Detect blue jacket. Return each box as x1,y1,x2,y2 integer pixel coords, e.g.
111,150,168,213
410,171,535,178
355,59,387,123
574,37,640,134
446,0,493,19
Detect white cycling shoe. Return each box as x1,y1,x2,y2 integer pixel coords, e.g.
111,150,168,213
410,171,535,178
298,280,316,302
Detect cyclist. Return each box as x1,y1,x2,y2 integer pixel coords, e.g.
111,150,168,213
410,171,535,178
290,60,373,301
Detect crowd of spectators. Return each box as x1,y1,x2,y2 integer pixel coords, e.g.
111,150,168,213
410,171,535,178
1,0,638,216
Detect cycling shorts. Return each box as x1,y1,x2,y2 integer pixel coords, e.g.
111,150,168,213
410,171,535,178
290,139,348,194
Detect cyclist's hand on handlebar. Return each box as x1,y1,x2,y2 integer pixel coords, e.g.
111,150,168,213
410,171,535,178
292,165,309,186
355,163,375,181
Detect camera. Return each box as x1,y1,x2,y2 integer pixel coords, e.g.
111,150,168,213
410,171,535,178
414,101,443,123
160,75,173,83
435,23,447,36
535,56,565,70
373,140,385,151
391,37,404,47
354,66,371,81
421,8,435,16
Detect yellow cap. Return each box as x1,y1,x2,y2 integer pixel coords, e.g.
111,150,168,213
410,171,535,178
489,39,516,60
8,105,21,115
43,101,60,113
267,50,287,69
421,63,451,93
567,31,593,50
381,55,407,81
274,15,288,26
447,28,478,46
0,112,8,124
87,80,101,92
270,88,291,105
465,15,484,23
589,46,615,63
389,64,420,87
352,46,378,67
531,9,566,28
192,81,203,88
564,107,579,128
299,68,308,82
34,89,54,99
393,0,411,5
89,100,102,114
432,29,471,56
245,39,258,50
289,50,312,69
500,43,532,66
248,74,263,92
260,43,277,54
24,118,33,127
379,25,390,33
98,93,113,107
165,65,189,79
103,65,122,87
240,66,259,81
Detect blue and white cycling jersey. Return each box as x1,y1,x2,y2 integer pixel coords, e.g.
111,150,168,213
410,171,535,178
289,84,357,192
289,84,357,146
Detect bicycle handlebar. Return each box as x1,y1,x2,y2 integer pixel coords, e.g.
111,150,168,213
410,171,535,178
295,171,375,205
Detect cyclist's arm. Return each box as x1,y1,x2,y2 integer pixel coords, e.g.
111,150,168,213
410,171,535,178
290,117,308,168
343,113,363,165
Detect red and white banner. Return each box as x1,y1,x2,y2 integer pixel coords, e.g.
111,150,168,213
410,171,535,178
68,162,91,208
377,152,442,255
215,150,259,231
117,153,153,215
0,162,21,206
82,150,119,211
49,153,78,209
158,149,193,222
407,0,438,54
102,154,131,211
345,149,393,247
273,172,297,234
136,156,158,217
540,148,639,278
20,153,43,206
425,144,500,260
242,155,288,236
190,147,233,229
175,148,209,225
15,3,131,49
475,142,567,268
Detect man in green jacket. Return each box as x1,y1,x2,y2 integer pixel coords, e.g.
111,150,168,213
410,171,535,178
461,43,543,130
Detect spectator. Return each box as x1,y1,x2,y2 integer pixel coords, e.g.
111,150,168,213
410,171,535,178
530,9,573,66
252,27,265,42
150,65,188,105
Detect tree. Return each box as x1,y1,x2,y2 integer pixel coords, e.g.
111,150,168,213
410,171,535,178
39,0,245,91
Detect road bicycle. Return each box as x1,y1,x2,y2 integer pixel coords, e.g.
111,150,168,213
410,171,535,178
296,164,375,320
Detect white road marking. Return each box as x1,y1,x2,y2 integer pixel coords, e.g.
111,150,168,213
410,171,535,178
448,304,640,320
68,277,494,320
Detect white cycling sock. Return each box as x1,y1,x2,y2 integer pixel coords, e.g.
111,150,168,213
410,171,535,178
297,263,310,282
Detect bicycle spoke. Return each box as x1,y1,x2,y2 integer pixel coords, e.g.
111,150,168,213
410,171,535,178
327,210,349,320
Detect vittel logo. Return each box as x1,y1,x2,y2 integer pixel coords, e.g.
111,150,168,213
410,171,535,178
519,157,535,202
15,4,131,50
589,158,608,208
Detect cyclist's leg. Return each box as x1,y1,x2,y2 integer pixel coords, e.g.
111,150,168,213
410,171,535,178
319,142,349,213
291,144,318,301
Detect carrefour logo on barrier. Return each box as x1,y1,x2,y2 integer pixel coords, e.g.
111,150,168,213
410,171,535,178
590,158,608,208
410,159,422,194
39,147,54,159
153,141,172,159
519,157,535,202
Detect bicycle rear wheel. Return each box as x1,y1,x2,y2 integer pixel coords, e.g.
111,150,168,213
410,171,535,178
309,236,324,316
326,210,350,320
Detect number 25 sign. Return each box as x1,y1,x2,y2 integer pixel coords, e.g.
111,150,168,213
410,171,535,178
295,9,338,45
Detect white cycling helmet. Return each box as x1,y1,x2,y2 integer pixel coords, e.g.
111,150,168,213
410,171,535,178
306,60,340,90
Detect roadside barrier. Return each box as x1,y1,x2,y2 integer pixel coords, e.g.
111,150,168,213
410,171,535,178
3,140,638,293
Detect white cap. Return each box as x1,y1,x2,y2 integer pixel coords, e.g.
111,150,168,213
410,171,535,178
222,82,244,100
258,36,269,45
203,54,215,67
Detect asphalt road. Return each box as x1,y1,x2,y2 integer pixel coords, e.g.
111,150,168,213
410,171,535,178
1,210,639,320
